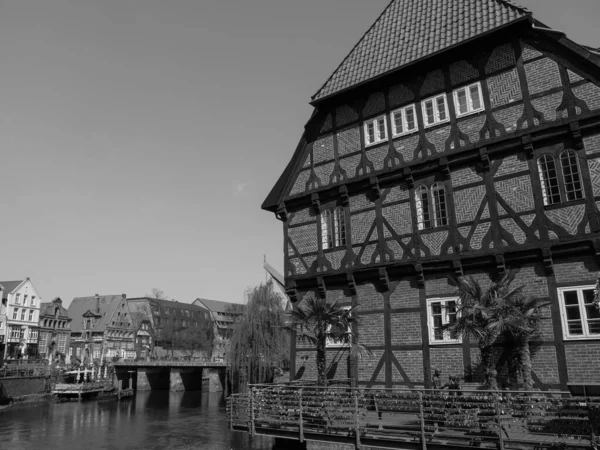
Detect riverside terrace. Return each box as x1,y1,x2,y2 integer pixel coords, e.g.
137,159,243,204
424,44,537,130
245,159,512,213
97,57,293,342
227,385,600,450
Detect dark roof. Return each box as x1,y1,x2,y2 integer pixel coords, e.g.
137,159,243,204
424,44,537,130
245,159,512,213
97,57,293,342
128,297,209,313
193,298,245,315
68,295,131,333
0,280,25,297
40,298,70,320
312,0,531,102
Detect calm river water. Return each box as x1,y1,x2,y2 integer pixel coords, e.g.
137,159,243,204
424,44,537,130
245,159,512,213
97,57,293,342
0,391,274,450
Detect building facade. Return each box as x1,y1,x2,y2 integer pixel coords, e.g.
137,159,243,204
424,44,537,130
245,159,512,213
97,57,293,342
127,297,213,359
0,279,41,360
193,298,243,361
68,294,136,363
0,287,7,363
38,297,72,362
263,0,600,390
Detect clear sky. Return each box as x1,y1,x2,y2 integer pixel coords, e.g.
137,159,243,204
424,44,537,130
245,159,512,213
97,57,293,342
0,0,598,307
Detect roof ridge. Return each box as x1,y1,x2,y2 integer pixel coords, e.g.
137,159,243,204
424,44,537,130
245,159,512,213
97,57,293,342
311,0,397,102
497,0,530,14
311,0,532,103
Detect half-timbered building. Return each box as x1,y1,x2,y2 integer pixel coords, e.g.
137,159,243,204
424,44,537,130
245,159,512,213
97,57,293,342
262,0,600,390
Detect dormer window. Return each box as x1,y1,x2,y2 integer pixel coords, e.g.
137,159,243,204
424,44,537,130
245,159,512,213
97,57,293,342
364,115,387,146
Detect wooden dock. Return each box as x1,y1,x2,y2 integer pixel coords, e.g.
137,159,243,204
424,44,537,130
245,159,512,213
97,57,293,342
53,383,105,401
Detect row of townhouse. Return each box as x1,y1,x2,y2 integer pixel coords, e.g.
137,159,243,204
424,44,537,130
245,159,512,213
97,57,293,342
0,278,243,365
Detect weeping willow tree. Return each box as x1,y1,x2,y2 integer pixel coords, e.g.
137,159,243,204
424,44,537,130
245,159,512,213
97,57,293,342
228,280,290,392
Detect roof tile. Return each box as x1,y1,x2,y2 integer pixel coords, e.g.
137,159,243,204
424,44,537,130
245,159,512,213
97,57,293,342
313,0,530,102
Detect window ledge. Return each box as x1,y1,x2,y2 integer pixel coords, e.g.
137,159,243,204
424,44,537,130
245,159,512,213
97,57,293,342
392,129,419,139
562,335,600,341
543,198,587,211
429,340,462,346
423,118,450,130
365,139,388,149
456,108,485,120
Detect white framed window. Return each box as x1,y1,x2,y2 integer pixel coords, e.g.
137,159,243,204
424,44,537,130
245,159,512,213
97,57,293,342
453,82,484,117
538,150,584,206
415,182,448,230
422,94,449,127
13,308,19,320
15,294,20,304
30,296,36,306
391,104,418,137
28,310,34,322
558,286,600,339
23,295,28,305
58,334,67,353
29,329,38,341
326,306,352,348
321,210,333,250
427,298,461,344
333,207,346,248
364,115,388,146
39,332,48,353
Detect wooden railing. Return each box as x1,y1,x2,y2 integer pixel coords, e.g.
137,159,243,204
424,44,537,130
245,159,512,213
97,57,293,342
227,385,600,450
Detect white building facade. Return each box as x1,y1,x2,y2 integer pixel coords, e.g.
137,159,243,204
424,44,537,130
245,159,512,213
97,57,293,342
1,279,41,360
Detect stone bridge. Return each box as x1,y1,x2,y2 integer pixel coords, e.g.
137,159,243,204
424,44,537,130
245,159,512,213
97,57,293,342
112,361,227,393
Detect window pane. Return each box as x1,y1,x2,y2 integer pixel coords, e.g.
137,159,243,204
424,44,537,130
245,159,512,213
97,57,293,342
564,289,583,335
436,96,447,121
469,85,482,110
560,150,584,201
563,290,579,306
456,89,468,115
334,207,346,247
367,123,375,144
377,118,386,140
538,155,561,205
405,107,416,130
393,112,403,135
321,211,332,250
415,186,431,230
425,101,435,125
431,182,447,227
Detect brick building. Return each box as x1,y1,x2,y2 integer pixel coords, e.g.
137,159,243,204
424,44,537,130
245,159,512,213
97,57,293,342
38,297,72,362
68,294,136,363
192,298,244,361
263,0,600,389
127,297,213,359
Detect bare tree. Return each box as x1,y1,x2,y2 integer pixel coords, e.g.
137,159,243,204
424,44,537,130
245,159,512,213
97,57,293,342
179,324,214,361
149,288,169,300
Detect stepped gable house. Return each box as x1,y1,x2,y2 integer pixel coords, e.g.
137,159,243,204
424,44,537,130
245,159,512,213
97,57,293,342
68,294,136,362
38,297,72,361
262,0,600,390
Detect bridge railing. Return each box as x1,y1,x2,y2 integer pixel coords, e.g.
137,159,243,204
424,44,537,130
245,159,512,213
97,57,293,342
227,384,600,449
112,360,226,367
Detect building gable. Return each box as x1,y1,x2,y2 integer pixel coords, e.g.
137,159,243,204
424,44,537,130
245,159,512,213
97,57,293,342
312,0,531,103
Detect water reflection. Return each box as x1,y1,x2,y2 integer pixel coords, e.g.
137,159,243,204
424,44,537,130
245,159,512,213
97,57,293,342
0,391,273,450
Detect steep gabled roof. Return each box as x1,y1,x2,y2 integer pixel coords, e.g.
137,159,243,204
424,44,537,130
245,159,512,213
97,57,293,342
68,295,130,333
40,298,70,320
193,298,245,315
0,280,25,297
312,0,531,102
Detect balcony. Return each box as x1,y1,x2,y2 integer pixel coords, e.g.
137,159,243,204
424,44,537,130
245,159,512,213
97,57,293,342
228,385,600,450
